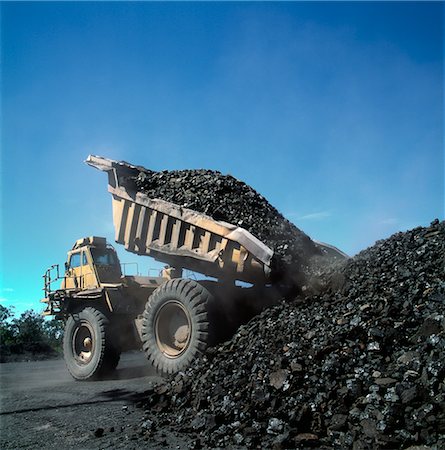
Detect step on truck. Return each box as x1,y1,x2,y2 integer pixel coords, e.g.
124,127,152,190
42,155,345,380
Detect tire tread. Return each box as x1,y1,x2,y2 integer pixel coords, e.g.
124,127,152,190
141,279,214,375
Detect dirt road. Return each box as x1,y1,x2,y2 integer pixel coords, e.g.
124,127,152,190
0,352,184,449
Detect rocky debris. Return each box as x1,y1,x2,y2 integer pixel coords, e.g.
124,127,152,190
94,427,105,438
139,220,445,449
122,163,324,280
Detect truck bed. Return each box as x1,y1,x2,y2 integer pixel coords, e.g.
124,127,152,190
87,155,274,284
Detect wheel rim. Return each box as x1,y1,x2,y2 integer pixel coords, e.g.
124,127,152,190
155,300,192,358
72,321,94,364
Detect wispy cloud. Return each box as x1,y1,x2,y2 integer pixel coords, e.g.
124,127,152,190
379,218,398,225
291,211,332,221
0,288,15,293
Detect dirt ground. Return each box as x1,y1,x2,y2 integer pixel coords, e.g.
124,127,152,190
0,352,191,449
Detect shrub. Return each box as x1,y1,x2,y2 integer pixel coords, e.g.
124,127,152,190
0,305,64,361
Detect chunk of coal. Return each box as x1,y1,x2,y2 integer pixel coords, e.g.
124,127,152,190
139,220,445,449
94,428,104,438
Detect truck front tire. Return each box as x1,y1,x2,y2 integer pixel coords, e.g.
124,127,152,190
63,307,120,380
141,279,214,375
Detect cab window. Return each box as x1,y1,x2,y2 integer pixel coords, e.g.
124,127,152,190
69,253,81,268
69,252,88,268
91,248,119,266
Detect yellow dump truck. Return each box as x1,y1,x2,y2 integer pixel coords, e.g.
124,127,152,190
42,156,283,380
42,155,345,380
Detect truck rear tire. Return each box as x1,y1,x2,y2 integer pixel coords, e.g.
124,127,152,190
141,279,214,375
63,307,120,380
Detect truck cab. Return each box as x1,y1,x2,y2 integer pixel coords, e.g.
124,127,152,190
62,236,122,290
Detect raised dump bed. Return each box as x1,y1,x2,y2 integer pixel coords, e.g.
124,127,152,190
86,155,274,284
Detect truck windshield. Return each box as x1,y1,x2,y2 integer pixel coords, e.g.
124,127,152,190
91,248,119,266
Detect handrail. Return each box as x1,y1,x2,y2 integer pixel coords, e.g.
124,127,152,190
121,262,140,276
43,264,60,298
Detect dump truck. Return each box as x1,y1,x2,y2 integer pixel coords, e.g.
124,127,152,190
42,155,346,380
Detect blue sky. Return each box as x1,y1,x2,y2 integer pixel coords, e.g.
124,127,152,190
1,2,443,315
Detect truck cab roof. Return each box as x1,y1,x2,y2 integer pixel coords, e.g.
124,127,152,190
72,236,107,250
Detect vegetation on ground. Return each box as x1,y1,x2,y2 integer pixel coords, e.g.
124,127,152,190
0,305,64,362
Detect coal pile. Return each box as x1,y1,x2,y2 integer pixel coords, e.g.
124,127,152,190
129,166,321,276
138,220,445,449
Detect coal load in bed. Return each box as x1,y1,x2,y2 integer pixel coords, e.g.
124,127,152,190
138,220,445,449
130,167,321,277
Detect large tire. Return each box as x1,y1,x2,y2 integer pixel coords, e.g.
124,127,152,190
63,307,120,380
141,279,214,375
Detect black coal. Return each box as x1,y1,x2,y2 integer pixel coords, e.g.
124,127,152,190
129,167,321,277
138,220,445,449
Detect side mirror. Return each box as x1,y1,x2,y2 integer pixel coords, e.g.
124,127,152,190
65,262,69,271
